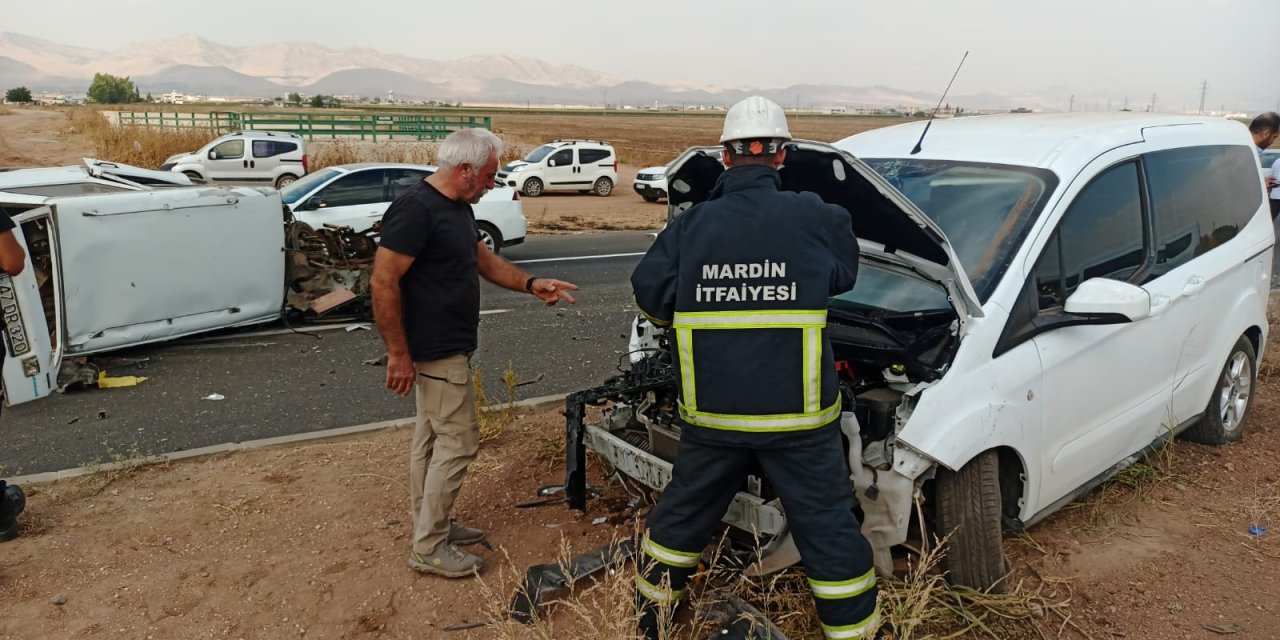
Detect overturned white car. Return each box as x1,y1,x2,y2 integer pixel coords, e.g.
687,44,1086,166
565,114,1272,589
1,160,378,406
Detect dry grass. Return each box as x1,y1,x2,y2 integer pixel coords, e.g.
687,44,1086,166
475,362,521,443
66,107,218,169
472,526,1066,639
490,112,914,166
0,106,14,116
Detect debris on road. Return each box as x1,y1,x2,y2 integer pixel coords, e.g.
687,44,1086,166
202,393,226,401
697,596,791,640
95,410,107,420
51,594,67,606
309,288,357,315
363,354,388,366
345,324,371,332
96,371,148,389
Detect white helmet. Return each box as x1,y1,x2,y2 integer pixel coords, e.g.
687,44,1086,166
720,95,791,155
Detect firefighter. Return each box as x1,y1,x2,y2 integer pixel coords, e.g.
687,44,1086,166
630,96,883,639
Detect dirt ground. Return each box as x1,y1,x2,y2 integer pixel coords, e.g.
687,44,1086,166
3,105,1280,639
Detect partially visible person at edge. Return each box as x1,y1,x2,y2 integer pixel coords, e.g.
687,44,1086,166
630,96,885,640
0,209,28,542
371,128,578,578
1247,112,1279,217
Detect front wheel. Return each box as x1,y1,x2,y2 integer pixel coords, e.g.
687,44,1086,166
477,221,502,254
934,449,1008,592
521,177,544,197
275,174,298,189
1180,335,1257,445
592,177,614,196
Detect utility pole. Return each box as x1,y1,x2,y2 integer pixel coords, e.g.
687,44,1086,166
1198,80,1208,115
1150,92,1157,113
1068,94,1074,112
1123,96,1129,111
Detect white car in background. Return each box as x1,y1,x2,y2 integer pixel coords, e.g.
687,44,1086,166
632,166,668,202
280,163,527,253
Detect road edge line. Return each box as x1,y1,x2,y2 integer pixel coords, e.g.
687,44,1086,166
8,393,568,487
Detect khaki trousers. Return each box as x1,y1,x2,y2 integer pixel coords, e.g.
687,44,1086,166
410,354,479,555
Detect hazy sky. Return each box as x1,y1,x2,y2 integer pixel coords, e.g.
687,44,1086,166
5,0,1277,109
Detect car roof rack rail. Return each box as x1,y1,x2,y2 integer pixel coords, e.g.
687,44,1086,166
551,139,610,146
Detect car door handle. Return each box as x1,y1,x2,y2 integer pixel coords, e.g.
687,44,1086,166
1149,294,1172,317
1181,276,1206,298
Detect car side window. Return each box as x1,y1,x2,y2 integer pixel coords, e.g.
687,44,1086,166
1146,145,1262,278
211,140,244,160
1033,161,1145,311
579,149,611,164
387,169,428,199
549,149,574,166
252,140,296,158
315,170,386,208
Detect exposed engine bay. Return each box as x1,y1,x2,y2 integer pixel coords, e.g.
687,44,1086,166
565,304,959,574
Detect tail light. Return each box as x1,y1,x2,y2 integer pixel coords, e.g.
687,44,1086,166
302,154,309,173
614,159,618,173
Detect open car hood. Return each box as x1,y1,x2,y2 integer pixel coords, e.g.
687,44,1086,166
81,158,193,188
665,141,983,319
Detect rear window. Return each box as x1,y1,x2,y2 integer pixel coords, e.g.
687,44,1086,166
252,140,298,158
579,149,612,164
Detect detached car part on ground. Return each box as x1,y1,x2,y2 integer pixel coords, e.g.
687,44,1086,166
565,114,1272,591
1,163,378,406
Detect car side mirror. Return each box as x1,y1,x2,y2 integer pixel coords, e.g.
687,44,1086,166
304,197,326,210
1064,278,1151,322
548,159,557,167
208,150,218,160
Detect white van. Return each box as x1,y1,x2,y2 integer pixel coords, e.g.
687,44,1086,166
566,114,1273,591
161,131,307,188
496,139,617,197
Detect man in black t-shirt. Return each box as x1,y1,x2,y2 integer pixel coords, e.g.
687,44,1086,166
0,210,28,542
372,128,577,578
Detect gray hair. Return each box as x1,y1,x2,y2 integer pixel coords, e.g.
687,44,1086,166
437,128,505,169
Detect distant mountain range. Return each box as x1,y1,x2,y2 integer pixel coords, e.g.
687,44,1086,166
0,32,1234,112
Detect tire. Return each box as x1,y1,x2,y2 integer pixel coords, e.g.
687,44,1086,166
522,177,544,197
1180,335,1257,445
592,177,614,197
934,449,1008,592
641,193,659,203
477,221,502,254
275,174,297,189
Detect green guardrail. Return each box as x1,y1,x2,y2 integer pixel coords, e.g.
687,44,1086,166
115,111,492,141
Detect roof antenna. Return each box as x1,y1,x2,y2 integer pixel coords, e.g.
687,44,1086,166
910,50,969,155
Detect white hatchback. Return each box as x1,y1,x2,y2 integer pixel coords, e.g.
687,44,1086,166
280,163,527,253
571,113,1273,591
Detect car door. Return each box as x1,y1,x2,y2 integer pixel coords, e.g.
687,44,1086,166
1140,139,1273,428
542,148,577,192
250,139,286,183
1,200,58,406
49,188,285,356
1024,158,1182,506
295,169,387,232
204,138,249,181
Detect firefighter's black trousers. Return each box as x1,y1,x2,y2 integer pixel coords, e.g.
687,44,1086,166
636,424,880,639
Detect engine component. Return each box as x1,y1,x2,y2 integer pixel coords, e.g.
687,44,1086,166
854,387,902,443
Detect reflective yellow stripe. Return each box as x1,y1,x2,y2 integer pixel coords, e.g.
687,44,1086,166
803,326,820,414
809,568,877,600
679,399,841,432
676,328,696,411
634,573,683,604
642,533,701,569
673,309,827,329
822,611,882,639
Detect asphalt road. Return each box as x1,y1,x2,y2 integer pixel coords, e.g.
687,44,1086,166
1,231,653,476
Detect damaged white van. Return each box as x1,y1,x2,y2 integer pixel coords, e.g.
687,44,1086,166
1,162,375,406
564,114,1272,590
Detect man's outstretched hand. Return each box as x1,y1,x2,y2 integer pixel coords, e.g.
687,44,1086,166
531,278,578,306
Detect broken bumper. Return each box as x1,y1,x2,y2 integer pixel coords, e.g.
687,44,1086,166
572,422,787,537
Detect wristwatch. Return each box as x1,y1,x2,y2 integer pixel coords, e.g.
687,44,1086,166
525,276,538,293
